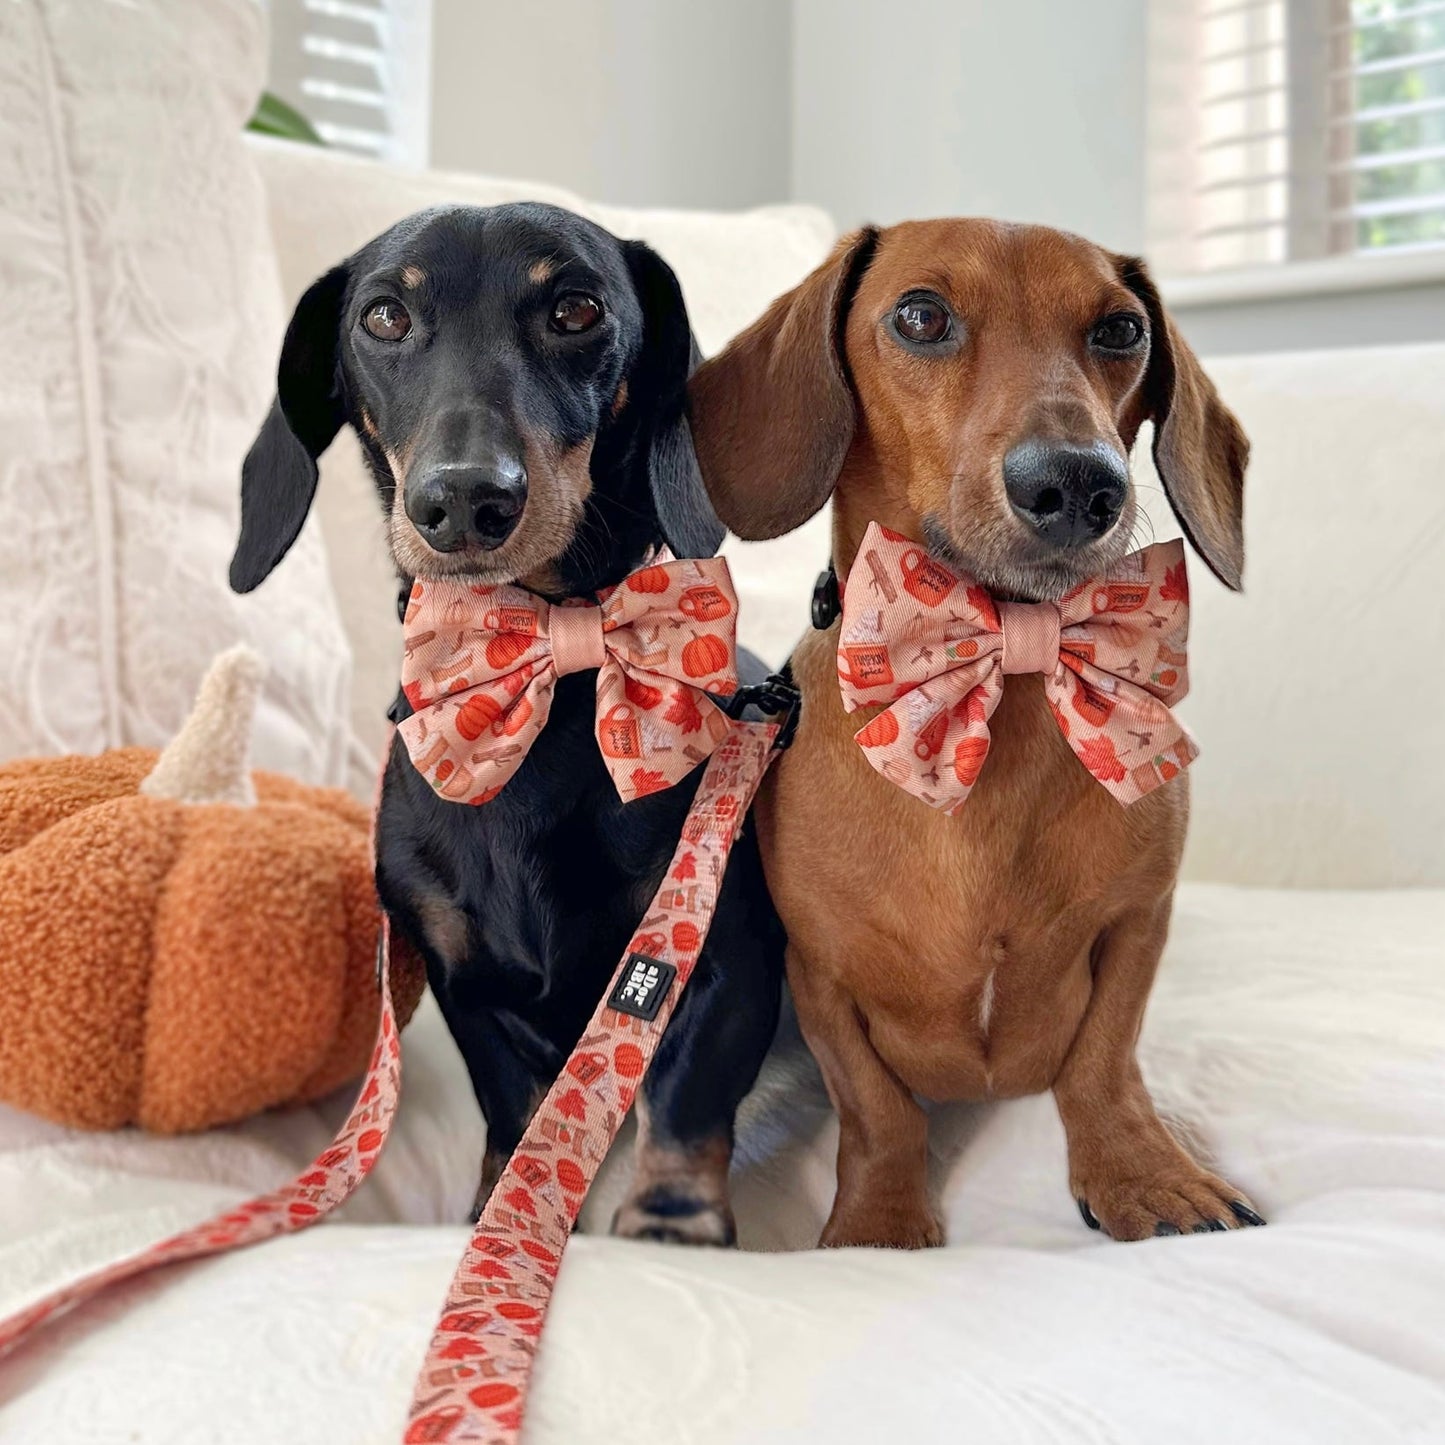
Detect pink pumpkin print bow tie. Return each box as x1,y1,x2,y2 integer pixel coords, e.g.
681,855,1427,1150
837,523,1198,812
398,557,740,805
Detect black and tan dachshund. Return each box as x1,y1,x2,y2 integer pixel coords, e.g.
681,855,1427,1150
230,203,784,1243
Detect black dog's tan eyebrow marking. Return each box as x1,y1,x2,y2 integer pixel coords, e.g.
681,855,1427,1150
400,264,426,289
528,258,555,284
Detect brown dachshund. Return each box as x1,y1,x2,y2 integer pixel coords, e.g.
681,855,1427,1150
688,220,1261,1246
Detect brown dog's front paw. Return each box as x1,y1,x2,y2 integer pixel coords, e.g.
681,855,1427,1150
612,1189,737,1247
821,1200,945,1251
1073,1151,1265,1242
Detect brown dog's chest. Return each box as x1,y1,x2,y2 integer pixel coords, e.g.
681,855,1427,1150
760,629,1186,1102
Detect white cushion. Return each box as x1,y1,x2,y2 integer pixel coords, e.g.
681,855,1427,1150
1175,343,1445,887
3,883,1442,1440
0,0,351,784
249,135,835,785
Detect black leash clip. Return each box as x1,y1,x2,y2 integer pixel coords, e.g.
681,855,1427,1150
722,669,801,751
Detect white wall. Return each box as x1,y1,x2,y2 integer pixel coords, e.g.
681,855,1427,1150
415,0,1444,356
428,0,791,211
790,0,1148,253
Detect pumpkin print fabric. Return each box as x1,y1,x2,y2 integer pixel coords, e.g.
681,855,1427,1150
398,557,740,805
839,523,1198,812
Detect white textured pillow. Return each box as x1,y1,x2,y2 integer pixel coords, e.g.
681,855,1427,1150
249,135,835,771
0,0,351,784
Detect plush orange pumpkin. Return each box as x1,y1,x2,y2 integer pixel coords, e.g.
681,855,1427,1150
0,648,425,1134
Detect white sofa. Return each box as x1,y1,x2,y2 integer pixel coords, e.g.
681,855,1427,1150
2,3,1442,1442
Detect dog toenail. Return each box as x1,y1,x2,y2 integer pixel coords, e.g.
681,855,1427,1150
1230,1201,1267,1227
1154,1221,1182,1236
1077,1199,1101,1231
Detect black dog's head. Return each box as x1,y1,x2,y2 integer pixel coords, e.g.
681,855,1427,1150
230,203,723,597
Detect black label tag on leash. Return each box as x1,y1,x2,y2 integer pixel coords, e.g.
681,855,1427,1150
609,953,676,1021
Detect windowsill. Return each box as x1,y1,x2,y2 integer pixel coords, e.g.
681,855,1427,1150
1159,249,1445,309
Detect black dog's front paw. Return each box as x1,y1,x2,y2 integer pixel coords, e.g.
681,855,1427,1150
612,1188,737,1247
468,1148,507,1224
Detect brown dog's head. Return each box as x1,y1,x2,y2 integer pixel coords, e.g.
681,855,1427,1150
689,219,1249,599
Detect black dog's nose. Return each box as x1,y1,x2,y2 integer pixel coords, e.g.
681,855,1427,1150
405,459,527,552
1002,439,1128,549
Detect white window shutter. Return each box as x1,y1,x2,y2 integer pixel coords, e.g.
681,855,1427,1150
266,0,432,167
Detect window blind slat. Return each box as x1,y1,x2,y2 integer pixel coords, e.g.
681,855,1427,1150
1148,0,1445,271
268,0,430,167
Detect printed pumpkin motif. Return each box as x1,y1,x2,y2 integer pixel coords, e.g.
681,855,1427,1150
681,632,730,679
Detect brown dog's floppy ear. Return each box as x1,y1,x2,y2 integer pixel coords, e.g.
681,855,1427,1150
688,227,879,540
229,265,349,593
1121,257,1250,590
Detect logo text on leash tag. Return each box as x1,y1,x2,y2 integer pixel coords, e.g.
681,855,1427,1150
608,953,677,1022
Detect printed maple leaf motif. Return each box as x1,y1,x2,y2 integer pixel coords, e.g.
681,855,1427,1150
663,686,704,734
469,1258,513,1280
1159,560,1188,603
629,767,668,796
557,1089,587,1121
1077,733,1127,783
966,584,1000,632
672,851,697,881
951,686,989,725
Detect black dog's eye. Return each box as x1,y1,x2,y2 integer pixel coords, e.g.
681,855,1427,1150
1090,312,1146,352
551,292,604,334
362,299,412,342
892,292,953,346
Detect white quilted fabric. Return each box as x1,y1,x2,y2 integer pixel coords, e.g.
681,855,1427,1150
0,0,351,784
1,884,1442,1441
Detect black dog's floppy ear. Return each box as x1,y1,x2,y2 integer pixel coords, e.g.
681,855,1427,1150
1121,256,1250,591
687,227,879,541
230,265,349,592
620,241,724,559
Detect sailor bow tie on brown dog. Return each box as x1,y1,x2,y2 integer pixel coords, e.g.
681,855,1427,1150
837,522,1198,811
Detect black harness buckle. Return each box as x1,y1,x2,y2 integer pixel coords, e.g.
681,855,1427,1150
722,669,801,751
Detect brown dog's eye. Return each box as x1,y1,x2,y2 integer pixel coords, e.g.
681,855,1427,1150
551,292,604,334
892,293,952,345
362,299,412,342
1091,313,1145,352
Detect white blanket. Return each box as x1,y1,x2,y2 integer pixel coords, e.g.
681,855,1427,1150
2,884,1443,1443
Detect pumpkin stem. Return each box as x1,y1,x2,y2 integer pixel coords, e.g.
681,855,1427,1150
140,646,266,806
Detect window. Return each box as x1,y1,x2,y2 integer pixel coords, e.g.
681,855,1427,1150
265,0,432,166
1147,0,1445,275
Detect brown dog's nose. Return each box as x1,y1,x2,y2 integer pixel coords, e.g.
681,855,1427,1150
405,458,527,552
1003,439,1128,549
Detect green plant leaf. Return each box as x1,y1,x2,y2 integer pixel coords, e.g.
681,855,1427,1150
247,91,324,146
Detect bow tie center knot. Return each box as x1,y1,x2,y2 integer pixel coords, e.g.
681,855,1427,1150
548,603,608,676
999,600,1062,676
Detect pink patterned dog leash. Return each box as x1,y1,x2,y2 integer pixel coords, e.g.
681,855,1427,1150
0,712,789,1444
